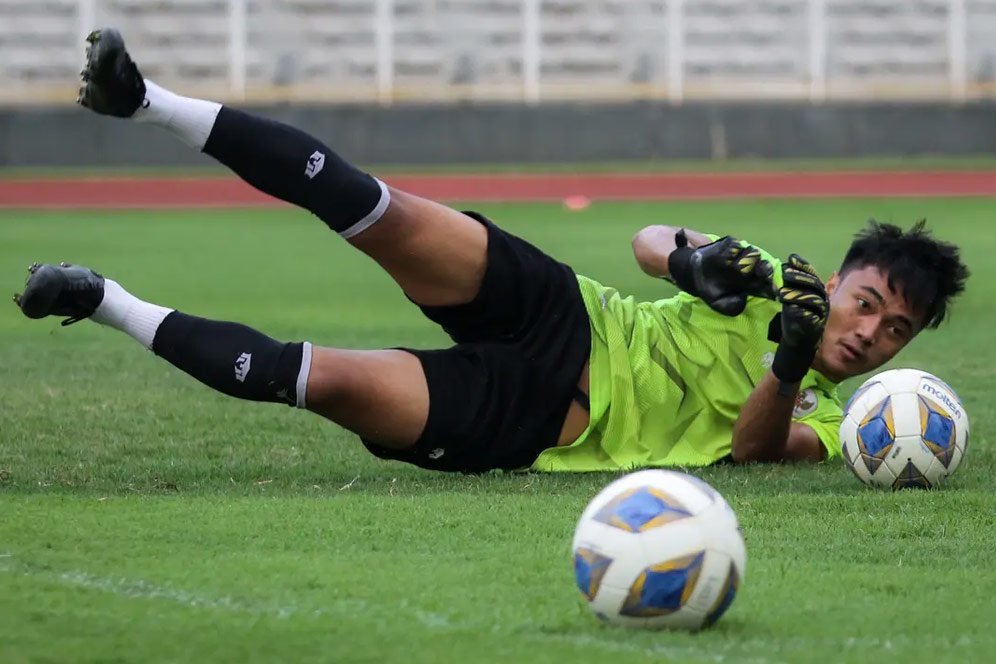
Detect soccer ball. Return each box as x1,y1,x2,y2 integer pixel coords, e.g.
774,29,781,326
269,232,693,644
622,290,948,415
840,368,969,489
571,470,746,631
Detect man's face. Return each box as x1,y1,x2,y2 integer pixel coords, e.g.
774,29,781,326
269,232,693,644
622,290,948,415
815,265,921,382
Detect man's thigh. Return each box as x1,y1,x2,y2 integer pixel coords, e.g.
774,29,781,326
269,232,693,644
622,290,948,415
347,187,489,307
416,211,587,352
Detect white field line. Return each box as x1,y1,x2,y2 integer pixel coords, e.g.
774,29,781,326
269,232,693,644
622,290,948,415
0,561,776,662
4,561,980,662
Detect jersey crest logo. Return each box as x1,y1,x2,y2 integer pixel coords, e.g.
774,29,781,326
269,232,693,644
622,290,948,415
793,388,818,418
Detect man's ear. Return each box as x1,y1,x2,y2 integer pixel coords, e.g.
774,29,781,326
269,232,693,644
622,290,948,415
825,270,841,297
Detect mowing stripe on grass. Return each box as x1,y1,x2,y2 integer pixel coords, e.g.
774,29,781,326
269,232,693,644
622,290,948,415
0,558,779,662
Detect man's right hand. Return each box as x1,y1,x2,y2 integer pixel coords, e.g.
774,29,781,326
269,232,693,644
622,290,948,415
772,254,828,384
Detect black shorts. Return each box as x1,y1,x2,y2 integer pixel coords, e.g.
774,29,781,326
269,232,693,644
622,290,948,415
363,212,591,473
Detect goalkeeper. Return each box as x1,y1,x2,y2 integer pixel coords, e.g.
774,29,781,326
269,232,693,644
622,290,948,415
14,29,968,473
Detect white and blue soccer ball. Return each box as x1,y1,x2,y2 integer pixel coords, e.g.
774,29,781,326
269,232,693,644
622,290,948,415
840,368,969,489
571,470,746,631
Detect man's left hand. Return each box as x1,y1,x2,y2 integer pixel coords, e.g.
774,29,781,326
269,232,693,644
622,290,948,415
667,233,776,316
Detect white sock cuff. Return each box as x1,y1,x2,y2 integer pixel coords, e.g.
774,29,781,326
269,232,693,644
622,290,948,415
134,80,222,151
127,303,175,350
339,179,391,240
295,342,313,409
90,279,173,350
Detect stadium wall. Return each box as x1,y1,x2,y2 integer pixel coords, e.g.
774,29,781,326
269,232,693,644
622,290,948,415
2,102,996,167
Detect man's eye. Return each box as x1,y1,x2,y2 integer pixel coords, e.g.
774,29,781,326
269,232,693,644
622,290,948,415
857,298,869,309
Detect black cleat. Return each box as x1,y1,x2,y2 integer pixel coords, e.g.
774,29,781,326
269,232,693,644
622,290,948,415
13,263,105,326
77,28,146,117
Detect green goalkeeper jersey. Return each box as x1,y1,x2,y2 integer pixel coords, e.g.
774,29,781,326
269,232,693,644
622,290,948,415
533,248,842,472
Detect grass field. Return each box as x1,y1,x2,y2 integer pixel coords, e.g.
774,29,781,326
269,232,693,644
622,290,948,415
2,198,994,663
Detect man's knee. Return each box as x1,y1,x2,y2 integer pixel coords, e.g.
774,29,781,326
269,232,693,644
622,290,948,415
304,348,429,449
350,192,489,307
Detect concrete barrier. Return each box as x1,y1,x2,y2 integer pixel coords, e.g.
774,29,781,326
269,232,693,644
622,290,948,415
2,101,995,168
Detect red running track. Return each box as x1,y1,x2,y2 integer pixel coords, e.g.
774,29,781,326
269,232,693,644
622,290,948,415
1,171,995,208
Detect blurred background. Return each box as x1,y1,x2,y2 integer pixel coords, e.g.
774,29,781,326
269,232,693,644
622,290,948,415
1,0,996,167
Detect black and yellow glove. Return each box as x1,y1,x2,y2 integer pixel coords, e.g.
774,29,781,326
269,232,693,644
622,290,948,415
667,230,775,316
772,254,829,385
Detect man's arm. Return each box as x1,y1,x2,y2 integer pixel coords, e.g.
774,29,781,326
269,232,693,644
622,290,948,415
632,225,713,278
730,373,826,463
731,254,830,463
632,226,775,316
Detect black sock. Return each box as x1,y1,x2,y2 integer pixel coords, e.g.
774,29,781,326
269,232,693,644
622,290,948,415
151,311,311,407
202,106,388,237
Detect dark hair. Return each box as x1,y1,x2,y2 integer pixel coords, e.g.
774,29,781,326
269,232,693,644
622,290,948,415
839,220,969,329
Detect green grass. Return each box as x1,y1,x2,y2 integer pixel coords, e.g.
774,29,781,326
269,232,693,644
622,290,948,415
1,199,993,663
5,154,996,179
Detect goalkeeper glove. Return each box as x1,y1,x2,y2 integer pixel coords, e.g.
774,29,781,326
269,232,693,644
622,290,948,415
772,254,829,385
667,230,775,316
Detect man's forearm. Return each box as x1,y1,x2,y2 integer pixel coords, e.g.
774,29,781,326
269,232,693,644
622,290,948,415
632,225,712,278
731,372,797,463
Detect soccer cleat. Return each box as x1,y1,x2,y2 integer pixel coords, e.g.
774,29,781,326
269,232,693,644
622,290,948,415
77,28,146,117
13,263,105,326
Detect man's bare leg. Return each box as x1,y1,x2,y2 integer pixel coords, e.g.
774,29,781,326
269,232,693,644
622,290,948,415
189,101,489,308
14,264,430,449
79,29,489,309
305,348,429,448
348,190,488,307
202,104,489,307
